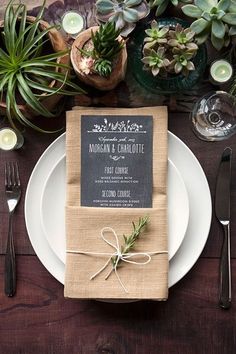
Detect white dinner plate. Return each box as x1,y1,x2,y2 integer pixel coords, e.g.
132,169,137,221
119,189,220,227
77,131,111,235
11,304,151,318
25,132,212,287
40,155,189,263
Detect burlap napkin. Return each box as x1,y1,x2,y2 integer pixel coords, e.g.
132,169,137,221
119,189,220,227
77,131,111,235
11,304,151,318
64,107,168,300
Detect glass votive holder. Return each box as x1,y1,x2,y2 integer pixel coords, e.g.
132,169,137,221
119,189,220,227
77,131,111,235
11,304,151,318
210,59,233,85
0,128,24,151
61,11,85,39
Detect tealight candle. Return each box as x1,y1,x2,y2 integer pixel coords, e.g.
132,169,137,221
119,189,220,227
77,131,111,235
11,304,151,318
62,11,84,38
210,59,233,84
0,128,24,151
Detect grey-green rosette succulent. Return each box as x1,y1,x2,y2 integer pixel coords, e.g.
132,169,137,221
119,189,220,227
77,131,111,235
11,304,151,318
182,0,236,50
142,47,170,75
95,0,150,37
168,23,198,50
143,20,169,49
170,48,196,75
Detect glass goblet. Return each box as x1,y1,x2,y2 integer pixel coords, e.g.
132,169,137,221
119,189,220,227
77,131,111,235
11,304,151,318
191,91,236,141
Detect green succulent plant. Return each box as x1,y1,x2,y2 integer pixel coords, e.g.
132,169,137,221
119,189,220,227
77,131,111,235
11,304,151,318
79,22,123,77
182,0,236,50
95,0,150,37
142,47,170,75
92,22,123,77
168,23,198,50
143,20,169,49
94,58,112,76
142,21,198,76
170,49,195,75
91,22,123,60
148,0,192,17
0,0,84,132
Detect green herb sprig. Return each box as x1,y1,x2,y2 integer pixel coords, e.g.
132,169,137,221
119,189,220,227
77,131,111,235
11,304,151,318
111,216,149,268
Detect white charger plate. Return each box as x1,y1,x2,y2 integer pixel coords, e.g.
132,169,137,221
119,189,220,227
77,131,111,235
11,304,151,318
25,132,212,287
40,155,189,262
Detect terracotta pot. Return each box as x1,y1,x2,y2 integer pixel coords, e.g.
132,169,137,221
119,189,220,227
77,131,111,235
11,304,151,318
71,26,127,91
0,16,69,119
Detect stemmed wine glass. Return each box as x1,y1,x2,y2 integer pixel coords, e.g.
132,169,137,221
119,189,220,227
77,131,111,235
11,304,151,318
191,91,236,141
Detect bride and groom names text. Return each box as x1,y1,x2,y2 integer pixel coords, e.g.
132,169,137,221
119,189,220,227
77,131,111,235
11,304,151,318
88,136,145,155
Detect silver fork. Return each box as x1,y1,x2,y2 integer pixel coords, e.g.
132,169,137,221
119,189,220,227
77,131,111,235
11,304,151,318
4,162,21,297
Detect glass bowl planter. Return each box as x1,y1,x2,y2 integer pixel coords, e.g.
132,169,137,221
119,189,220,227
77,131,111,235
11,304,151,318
128,18,207,94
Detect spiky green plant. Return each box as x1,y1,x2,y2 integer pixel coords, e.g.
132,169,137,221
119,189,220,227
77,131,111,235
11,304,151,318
148,0,192,16
0,0,84,132
94,58,112,76
182,0,236,50
79,22,124,77
91,22,123,60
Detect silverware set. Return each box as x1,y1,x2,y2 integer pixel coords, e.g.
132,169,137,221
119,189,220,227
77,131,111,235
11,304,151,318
2,153,232,307
4,162,21,297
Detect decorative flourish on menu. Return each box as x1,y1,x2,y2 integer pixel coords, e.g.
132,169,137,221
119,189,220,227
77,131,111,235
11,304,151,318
109,155,125,161
91,118,146,133
81,115,153,208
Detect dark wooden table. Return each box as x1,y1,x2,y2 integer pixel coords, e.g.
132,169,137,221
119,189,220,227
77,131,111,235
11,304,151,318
0,1,236,354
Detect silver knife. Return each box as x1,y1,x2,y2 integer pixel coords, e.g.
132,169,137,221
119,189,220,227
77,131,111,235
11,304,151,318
215,147,232,309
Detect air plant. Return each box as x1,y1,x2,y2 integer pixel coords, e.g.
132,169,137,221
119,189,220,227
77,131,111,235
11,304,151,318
95,0,150,36
0,0,84,132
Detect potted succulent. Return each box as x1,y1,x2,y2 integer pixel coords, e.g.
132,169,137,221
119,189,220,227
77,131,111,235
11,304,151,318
0,0,84,132
129,18,207,93
142,21,198,76
71,22,127,90
182,0,236,51
95,0,150,36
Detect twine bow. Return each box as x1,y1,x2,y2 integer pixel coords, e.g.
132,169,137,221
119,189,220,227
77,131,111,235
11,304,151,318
67,227,168,293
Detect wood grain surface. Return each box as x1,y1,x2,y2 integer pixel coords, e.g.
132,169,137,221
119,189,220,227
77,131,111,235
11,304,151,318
0,1,236,354
0,256,235,354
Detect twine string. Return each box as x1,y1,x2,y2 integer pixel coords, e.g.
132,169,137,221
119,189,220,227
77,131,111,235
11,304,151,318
67,226,168,293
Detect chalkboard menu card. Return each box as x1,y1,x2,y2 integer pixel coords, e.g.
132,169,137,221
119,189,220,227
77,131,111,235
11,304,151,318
81,115,153,208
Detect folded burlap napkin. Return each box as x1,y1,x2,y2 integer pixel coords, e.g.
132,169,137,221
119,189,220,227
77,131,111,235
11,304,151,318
64,107,168,300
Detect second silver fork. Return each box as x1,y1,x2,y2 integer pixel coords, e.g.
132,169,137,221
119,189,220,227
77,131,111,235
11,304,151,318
4,162,21,297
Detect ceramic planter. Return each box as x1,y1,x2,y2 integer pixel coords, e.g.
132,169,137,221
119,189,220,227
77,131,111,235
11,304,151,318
71,26,127,91
0,16,69,119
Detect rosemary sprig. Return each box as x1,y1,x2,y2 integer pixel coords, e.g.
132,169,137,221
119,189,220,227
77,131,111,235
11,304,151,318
111,216,149,268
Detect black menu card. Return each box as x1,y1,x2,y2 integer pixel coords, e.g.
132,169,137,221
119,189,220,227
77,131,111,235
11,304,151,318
81,115,153,208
